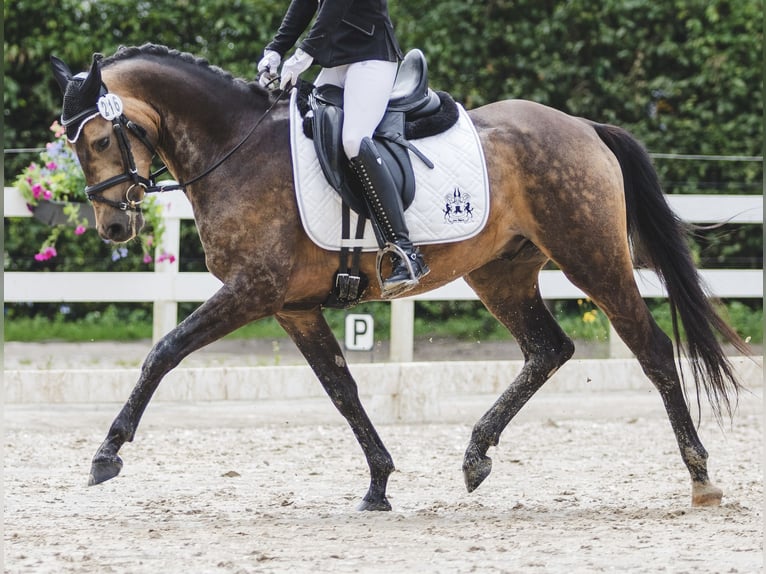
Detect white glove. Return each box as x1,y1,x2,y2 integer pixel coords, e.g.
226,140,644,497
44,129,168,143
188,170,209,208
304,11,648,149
257,50,281,89
279,48,313,90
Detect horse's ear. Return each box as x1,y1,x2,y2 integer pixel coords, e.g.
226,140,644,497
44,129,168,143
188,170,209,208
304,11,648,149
79,53,104,103
50,56,73,94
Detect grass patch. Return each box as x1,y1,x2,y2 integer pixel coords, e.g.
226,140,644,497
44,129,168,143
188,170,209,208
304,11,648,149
4,299,761,345
4,307,152,341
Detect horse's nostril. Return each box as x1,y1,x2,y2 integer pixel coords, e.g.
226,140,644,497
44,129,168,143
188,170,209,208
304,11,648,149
106,223,126,240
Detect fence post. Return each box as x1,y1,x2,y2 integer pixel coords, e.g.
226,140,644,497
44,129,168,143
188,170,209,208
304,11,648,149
152,204,181,343
389,299,415,362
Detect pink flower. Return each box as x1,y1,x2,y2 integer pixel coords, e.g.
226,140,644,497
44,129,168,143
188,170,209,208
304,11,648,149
46,161,58,170
50,121,66,138
74,225,86,236
157,252,176,264
31,183,44,199
43,190,52,200
143,254,153,264
34,246,57,261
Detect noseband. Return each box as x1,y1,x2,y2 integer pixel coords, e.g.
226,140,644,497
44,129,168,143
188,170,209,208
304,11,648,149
70,86,288,212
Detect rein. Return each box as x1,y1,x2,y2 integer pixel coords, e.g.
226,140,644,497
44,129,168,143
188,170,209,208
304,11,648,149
84,87,288,211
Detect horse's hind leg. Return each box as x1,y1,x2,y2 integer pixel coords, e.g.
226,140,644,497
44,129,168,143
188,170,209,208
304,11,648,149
462,257,575,492
276,307,395,511
554,244,723,506
580,285,722,506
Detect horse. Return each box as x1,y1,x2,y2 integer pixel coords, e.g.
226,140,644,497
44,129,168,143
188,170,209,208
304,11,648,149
50,44,748,511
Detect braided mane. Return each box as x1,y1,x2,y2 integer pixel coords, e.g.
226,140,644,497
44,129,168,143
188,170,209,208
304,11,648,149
101,43,266,96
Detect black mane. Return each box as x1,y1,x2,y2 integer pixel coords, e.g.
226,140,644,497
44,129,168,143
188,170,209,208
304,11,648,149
101,43,268,97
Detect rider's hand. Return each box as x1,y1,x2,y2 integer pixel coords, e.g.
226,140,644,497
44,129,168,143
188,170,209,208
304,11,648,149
279,48,313,90
257,50,281,89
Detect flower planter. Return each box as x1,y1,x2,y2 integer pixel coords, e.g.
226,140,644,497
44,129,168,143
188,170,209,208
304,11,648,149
31,199,96,228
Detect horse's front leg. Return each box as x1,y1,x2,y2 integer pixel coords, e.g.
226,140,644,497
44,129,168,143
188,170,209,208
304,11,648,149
276,308,395,511
89,284,265,486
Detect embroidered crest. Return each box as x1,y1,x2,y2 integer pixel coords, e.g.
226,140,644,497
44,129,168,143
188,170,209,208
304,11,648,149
443,187,474,224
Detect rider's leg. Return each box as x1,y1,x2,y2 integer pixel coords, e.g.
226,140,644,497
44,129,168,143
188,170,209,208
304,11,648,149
343,60,429,292
349,137,429,293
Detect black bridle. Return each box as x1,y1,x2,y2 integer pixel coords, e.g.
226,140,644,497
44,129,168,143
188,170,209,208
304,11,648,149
80,86,288,212
83,114,168,212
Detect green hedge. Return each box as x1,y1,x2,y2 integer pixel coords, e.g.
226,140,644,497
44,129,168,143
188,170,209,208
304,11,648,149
4,0,762,336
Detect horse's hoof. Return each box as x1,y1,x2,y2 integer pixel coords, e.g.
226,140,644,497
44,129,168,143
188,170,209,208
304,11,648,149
691,481,723,507
357,496,392,512
463,454,492,493
88,456,124,486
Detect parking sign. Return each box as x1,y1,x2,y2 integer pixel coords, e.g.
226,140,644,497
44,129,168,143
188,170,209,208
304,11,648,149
345,314,374,351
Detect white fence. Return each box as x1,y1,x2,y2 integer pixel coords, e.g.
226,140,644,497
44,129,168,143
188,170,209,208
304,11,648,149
4,187,763,360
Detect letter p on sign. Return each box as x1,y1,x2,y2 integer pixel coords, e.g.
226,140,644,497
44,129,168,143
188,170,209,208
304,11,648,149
345,314,374,351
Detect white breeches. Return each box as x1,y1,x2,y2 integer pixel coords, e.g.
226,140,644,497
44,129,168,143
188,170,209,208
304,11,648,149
315,60,398,158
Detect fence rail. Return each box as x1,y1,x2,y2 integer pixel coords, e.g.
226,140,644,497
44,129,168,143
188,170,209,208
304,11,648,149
4,187,762,360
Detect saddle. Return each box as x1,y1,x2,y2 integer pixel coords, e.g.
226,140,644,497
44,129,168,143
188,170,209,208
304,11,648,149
296,49,460,216
295,49,460,308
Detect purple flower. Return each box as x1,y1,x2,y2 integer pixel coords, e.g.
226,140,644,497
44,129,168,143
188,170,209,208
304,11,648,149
143,254,153,264
111,247,129,261
74,225,86,236
31,183,44,200
46,161,58,170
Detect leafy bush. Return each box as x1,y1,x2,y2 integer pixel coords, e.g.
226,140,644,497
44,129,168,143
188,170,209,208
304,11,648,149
3,0,762,340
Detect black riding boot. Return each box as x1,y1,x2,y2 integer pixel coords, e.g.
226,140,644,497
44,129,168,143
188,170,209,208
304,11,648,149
350,137,429,295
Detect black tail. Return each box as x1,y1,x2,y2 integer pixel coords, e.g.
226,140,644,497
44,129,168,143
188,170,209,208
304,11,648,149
592,123,749,419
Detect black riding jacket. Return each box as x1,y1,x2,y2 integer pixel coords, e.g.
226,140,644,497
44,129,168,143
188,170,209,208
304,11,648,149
265,0,403,68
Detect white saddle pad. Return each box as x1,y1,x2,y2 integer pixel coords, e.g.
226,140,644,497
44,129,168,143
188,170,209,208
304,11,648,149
289,90,490,251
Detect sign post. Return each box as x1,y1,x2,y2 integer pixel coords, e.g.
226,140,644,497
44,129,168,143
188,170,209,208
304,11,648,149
345,314,374,351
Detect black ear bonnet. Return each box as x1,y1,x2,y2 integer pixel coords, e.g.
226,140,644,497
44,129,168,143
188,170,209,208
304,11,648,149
51,54,108,141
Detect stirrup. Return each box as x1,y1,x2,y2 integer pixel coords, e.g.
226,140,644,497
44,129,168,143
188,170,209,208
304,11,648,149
375,242,422,298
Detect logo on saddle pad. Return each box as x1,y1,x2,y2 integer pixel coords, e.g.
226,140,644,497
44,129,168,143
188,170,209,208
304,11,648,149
443,187,473,224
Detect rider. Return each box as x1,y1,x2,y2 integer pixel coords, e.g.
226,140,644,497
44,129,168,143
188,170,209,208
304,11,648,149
257,0,429,294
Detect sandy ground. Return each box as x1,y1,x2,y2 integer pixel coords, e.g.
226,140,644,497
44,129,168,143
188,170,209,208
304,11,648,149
3,381,763,573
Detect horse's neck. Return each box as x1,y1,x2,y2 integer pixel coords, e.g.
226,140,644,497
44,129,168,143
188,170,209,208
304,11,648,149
166,92,270,189
108,63,266,186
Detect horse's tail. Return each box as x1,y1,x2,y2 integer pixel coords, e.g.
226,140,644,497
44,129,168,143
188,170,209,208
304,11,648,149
591,122,749,420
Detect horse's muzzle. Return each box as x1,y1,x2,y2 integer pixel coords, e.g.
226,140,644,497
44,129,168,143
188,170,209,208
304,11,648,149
98,210,143,243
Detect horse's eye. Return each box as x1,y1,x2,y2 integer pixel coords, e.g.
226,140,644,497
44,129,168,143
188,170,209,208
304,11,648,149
94,137,110,152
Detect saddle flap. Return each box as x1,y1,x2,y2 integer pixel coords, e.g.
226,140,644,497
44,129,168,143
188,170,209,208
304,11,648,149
310,100,345,191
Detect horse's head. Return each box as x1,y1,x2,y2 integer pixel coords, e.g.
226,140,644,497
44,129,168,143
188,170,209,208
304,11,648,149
51,54,158,243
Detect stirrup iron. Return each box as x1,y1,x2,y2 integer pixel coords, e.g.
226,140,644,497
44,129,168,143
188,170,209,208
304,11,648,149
375,242,421,298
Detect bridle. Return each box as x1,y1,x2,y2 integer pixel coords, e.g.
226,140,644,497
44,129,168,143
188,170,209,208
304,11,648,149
70,85,288,213
82,112,167,212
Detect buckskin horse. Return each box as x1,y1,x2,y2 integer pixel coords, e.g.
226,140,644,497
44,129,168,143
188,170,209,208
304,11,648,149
50,44,748,511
